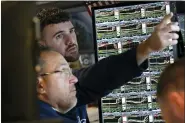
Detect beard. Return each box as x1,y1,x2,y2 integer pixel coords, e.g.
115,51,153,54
65,53,79,62
65,45,79,62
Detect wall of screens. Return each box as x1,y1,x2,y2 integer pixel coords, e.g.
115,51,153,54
92,2,176,123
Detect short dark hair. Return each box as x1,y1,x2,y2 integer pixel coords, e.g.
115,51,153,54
36,7,71,31
157,57,185,100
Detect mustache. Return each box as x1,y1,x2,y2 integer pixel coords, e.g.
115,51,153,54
66,44,77,51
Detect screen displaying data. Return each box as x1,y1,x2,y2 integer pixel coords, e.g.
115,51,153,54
93,2,175,123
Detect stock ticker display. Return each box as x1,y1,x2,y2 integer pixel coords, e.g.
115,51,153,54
94,2,174,123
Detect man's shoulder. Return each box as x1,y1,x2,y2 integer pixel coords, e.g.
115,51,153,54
38,100,88,122
72,66,91,78
38,100,60,119
38,100,75,122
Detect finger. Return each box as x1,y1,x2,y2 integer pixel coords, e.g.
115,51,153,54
166,33,179,40
158,12,173,28
162,23,180,33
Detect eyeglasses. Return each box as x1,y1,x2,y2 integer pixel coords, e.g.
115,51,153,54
39,69,72,78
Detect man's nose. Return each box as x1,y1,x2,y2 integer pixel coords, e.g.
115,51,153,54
65,34,74,45
69,74,78,84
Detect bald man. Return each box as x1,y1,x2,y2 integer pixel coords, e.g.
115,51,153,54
157,57,185,123
35,48,79,122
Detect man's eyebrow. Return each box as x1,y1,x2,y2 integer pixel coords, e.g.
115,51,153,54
53,31,64,38
54,63,68,71
60,63,68,66
57,63,69,69
52,27,75,38
70,27,75,30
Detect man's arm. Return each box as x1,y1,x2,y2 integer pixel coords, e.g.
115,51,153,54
75,13,180,106
136,13,179,65
74,47,148,106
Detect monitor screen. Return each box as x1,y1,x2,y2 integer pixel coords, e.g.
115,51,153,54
92,2,175,123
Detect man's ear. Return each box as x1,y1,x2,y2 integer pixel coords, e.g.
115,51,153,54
37,77,46,94
168,91,184,120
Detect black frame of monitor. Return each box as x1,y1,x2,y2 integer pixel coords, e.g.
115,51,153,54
91,1,184,123
170,2,185,58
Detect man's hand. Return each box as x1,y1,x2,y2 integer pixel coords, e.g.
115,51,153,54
137,12,180,65
145,12,180,52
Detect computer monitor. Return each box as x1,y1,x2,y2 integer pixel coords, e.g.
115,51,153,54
91,1,183,123
177,14,185,57
170,1,185,58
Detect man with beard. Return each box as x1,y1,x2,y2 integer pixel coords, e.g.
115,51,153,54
36,8,180,123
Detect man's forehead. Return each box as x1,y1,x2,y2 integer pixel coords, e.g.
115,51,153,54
42,51,64,63
52,54,69,68
44,54,69,70
42,21,74,39
46,21,73,31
